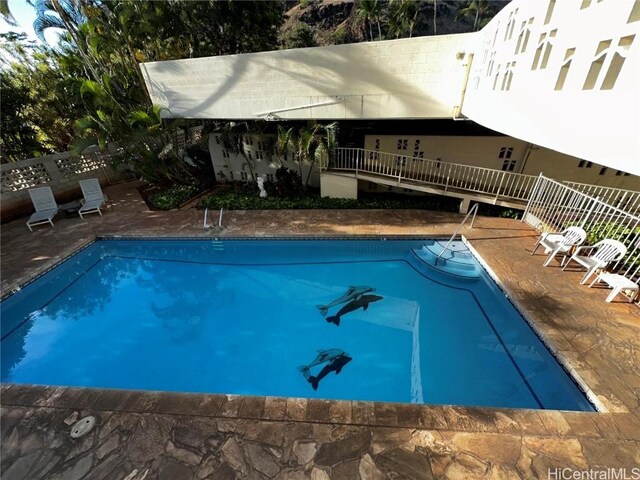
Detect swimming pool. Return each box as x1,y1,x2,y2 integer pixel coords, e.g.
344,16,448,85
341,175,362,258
0,238,594,411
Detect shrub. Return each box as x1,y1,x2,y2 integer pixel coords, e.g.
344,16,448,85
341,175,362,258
281,22,316,49
274,167,303,197
197,184,461,211
149,184,199,210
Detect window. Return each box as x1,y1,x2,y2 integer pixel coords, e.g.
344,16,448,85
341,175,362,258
502,159,517,171
555,48,576,90
229,171,235,180
244,137,253,146
414,140,421,150
531,29,557,70
256,151,264,160
502,62,516,90
215,136,220,145
266,173,275,182
222,149,230,159
397,139,408,150
374,138,380,150
599,167,608,175
369,151,380,160
247,152,252,160
578,160,594,168
240,171,249,181
616,170,624,176
544,0,556,24
396,156,407,167
499,147,513,159
413,151,424,160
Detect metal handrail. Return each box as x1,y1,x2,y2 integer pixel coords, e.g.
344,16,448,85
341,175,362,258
436,203,479,264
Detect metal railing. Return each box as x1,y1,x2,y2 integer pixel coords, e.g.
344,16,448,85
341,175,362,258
436,203,479,264
565,181,640,214
523,174,640,283
330,148,538,203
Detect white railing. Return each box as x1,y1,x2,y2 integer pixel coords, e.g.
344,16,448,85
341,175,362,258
330,148,538,203
523,174,640,283
565,181,640,214
437,203,479,264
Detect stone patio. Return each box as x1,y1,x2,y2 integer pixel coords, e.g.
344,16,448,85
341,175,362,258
1,181,639,479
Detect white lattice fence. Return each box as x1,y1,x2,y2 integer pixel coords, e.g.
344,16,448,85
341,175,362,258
1,161,52,193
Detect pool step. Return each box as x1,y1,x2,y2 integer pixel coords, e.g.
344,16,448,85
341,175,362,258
211,241,225,252
412,241,479,278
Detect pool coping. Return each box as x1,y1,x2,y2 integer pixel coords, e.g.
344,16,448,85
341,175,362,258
2,234,635,441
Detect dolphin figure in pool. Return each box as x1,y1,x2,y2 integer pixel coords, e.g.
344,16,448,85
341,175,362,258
316,286,375,317
325,294,383,326
298,350,352,391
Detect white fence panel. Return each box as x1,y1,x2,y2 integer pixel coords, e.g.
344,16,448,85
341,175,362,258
523,175,640,283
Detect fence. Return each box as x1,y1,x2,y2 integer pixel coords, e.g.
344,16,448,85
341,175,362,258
0,126,205,221
523,174,640,282
331,148,539,203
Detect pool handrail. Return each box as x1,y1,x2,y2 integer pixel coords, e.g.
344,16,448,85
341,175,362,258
436,203,479,264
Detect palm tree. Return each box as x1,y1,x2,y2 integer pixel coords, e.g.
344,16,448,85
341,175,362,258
388,0,420,39
0,0,18,25
457,0,491,32
355,0,382,41
276,122,338,187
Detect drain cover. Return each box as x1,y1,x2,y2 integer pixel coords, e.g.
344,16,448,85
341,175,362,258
70,416,96,438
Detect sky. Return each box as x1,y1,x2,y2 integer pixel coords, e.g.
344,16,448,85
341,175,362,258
0,0,62,45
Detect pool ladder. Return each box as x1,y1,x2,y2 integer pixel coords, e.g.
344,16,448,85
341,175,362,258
436,203,479,265
203,208,224,230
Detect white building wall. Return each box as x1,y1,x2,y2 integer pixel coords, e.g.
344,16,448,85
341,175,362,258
462,0,640,175
141,35,473,120
363,134,640,189
208,134,320,187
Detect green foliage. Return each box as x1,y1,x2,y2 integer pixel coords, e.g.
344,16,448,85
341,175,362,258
148,184,199,210
332,25,350,44
274,167,303,197
0,71,45,161
198,183,461,211
299,0,312,8
281,22,316,49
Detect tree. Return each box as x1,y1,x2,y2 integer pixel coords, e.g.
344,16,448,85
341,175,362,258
0,72,47,162
281,22,316,49
388,0,420,39
276,122,338,187
0,0,17,26
457,0,492,32
355,0,382,41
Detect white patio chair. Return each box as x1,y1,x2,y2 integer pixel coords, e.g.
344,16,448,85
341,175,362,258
588,273,639,303
78,178,107,219
562,239,628,284
531,226,587,267
26,186,59,231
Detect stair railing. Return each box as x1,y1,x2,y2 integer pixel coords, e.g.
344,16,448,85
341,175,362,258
436,203,479,264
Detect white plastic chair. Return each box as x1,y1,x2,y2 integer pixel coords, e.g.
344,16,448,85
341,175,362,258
562,239,628,284
531,226,587,267
78,178,107,219
589,273,639,303
26,186,59,231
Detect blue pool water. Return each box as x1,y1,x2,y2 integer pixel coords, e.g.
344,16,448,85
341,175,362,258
0,239,593,411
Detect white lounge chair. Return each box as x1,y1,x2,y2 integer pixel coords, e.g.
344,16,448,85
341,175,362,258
589,273,639,303
26,186,59,231
78,178,107,219
562,239,628,284
531,226,587,267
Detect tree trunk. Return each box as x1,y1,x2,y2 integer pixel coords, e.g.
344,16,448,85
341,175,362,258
433,0,437,34
474,8,479,31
